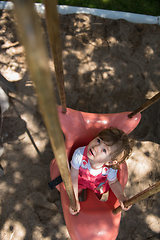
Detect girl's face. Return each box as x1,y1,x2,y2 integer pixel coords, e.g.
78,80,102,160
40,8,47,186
87,137,118,168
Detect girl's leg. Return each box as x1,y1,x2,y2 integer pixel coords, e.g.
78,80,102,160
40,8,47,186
100,191,109,202
78,188,87,201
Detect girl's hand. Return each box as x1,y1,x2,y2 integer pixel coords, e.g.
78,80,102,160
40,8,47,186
69,200,80,215
119,196,132,211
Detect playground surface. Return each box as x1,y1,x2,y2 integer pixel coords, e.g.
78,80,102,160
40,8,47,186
0,9,160,240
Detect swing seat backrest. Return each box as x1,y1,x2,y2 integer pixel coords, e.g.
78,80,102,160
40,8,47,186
56,107,141,161
50,106,141,240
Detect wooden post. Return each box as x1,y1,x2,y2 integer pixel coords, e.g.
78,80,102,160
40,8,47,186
128,92,160,118
113,180,160,215
44,0,67,114
13,0,77,212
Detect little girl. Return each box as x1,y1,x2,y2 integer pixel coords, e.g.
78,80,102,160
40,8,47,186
69,127,133,215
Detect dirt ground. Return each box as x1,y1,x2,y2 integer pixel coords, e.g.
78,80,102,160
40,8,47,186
0,8,160,240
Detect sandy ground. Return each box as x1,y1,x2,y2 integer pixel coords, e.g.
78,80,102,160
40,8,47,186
0,9,160,240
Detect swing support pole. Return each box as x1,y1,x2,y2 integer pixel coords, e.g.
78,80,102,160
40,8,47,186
13,0,77,212
128,92,160,118
113,180,160,215
44,0,67,114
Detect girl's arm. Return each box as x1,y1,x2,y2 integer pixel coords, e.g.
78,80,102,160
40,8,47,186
69,165,80,215
108,178,131,211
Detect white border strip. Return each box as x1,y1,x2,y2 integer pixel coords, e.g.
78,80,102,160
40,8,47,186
0,1,160,25
57,5,160,25
0,1,13,10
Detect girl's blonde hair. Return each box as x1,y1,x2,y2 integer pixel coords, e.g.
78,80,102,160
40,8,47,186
98,127,134,170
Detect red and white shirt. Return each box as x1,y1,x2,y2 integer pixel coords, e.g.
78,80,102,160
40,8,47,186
71,146,118,194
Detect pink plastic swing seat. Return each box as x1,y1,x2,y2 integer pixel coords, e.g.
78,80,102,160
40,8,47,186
50,106,141,240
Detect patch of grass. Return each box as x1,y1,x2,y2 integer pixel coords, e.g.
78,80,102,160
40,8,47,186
57,0,160,16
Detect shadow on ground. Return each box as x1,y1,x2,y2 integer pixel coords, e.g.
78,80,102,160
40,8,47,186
0,9,160,240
